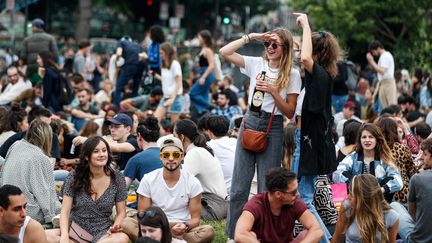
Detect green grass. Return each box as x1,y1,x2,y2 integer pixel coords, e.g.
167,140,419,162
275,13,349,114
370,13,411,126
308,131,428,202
203,219,227,243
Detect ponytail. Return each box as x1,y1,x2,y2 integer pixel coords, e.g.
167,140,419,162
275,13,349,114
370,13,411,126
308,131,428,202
175,119,214,156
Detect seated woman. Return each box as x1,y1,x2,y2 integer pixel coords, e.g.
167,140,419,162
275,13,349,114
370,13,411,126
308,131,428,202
47,136,129,243
333,123,403,202
336,119,361,163
331,174,399,243
137,206,186,243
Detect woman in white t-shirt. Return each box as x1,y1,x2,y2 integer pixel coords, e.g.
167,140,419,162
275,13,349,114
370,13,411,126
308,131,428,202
219,28,301,239
154,42,184,124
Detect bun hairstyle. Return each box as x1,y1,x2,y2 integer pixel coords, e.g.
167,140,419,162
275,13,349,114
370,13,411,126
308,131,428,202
311,31,340,78
137,116,160,142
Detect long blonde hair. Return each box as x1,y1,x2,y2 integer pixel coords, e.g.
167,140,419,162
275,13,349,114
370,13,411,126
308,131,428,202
345,174,392,243
264,28,294,92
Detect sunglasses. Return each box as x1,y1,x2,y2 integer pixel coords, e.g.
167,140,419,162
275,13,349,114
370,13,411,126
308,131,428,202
264,41,282,49
277,189,298,196
160,151,183,159
137,210,157,219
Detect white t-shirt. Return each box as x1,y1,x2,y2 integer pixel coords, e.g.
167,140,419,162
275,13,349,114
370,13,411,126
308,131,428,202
161,60,183,98
240,56,301,115
208,137,236,194
377,51,394,81
295,88,306,117
137,168,202,222
183,144,227,199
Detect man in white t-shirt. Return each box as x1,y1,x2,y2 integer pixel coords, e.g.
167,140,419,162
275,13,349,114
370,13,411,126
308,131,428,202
121,137,214,242
206,115,236,197
367,40,397,108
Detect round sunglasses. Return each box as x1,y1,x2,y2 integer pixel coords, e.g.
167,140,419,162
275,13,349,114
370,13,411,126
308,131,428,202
264,41,283,49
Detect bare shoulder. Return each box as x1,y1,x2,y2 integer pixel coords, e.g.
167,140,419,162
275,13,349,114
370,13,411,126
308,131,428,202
25,219,47,243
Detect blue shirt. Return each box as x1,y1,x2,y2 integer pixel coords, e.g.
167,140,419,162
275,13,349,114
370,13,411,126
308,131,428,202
123,147,162,182
211,105,243,121
117,40,144,65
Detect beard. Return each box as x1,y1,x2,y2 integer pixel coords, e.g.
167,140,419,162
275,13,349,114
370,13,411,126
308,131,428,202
164,162,181,172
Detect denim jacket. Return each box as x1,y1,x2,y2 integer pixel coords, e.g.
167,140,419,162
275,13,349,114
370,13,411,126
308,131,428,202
333,151,403,194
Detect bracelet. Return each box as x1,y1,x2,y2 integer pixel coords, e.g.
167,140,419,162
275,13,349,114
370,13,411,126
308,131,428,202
242,35,249,44
246,34,251,42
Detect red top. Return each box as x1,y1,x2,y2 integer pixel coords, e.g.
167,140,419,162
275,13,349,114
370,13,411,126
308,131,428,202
243,192,308,243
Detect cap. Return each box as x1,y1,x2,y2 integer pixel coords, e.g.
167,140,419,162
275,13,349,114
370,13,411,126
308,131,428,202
159,136,183,152
32,18,45,29
108,113,132,127
343,101,355,110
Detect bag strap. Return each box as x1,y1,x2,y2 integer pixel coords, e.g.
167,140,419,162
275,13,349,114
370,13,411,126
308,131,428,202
242,105,276,134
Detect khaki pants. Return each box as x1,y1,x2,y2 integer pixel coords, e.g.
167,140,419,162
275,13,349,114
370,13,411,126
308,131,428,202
377,78,397,108
122,217,215,243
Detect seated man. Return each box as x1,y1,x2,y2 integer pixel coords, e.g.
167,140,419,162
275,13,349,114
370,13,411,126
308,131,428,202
0,66,30,106
235,168,323,243
0,184,47,243
123,116,162,188
210,90,242,122
120,85,163,118
391,137,432,243
122,137,214,242
69,88,105,131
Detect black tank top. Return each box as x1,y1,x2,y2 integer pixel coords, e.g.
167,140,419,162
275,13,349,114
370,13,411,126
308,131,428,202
199,54,209,67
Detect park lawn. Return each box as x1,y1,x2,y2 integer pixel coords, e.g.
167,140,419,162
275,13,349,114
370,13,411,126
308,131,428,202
203,219,227,243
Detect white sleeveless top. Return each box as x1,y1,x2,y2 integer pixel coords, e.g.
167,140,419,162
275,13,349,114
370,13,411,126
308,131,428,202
18,216,31,243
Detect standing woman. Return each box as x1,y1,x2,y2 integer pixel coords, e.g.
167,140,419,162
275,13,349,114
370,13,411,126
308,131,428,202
37,50,63,112
220,28,301,239
50,136,129,243
331,174,399,243
292,13,341,242
189,30,215,118
154,42,184,124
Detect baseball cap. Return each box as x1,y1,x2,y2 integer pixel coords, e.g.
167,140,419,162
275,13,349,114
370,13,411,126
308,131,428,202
108,113,132,127
159,135,183,152
32,18,45,29
343,101,355,110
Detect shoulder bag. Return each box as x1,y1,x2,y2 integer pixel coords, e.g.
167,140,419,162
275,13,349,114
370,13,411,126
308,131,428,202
241,106,276,153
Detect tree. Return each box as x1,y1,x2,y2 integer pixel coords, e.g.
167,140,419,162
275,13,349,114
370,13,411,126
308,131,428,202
288,0,432,69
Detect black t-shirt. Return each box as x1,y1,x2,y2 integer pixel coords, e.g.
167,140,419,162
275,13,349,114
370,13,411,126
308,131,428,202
332,62,349,96
113,134,139,170
0,131,61,160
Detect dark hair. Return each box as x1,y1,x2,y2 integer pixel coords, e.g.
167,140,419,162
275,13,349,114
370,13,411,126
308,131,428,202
77,88,93,96
368,40,384,51
343,119,362,146
380,105,401,116
78,40,91,49
150,25,165,44
136,237,160,243
356,123,394,165
3,105,27,132
137,116,160,142
207,115,229,137
219,89,231,100
174,119,213,155
139,207,172,243
70,73,85,84
421,137,432,154
28,106,51,123
311,31,340,78
150,87,163,97
198,30,213,49
0,107,9,133
376,117,400,147
72,136,115,195
0,184,22,209
197,114,211,132
265,168,297,192
38,50,58,70
282,124,297,169
415,123,431,140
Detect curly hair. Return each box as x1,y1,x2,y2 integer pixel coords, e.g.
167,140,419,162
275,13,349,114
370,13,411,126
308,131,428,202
311,31,340,78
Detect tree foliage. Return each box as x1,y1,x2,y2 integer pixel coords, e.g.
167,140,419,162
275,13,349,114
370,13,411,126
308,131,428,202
288,0,432,70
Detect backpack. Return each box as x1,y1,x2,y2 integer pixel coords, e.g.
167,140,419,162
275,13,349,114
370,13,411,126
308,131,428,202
58,73,74,106
214,54,223,81
345,61,358,91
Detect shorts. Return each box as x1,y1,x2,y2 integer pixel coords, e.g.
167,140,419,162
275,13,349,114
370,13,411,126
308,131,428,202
159,95,185,114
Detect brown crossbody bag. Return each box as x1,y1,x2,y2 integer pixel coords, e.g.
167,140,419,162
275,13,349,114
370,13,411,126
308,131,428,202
241,105,276,153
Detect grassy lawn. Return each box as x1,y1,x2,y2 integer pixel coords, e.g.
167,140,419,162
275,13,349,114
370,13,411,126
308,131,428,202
203,219,227,243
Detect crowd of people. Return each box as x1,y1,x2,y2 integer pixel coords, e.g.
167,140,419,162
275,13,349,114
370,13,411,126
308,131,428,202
0,12,432,243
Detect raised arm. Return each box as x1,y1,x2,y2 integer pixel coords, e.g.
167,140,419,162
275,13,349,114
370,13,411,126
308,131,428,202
294,13,314,74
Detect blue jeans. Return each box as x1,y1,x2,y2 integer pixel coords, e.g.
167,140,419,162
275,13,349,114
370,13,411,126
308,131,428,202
189,67,214,113
292,128,332,243
114,64,145,106
71,117,87,131
331,95,348,113
54,170,69,181
159,95,185,113
391,202,413,243
226,111,284,238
